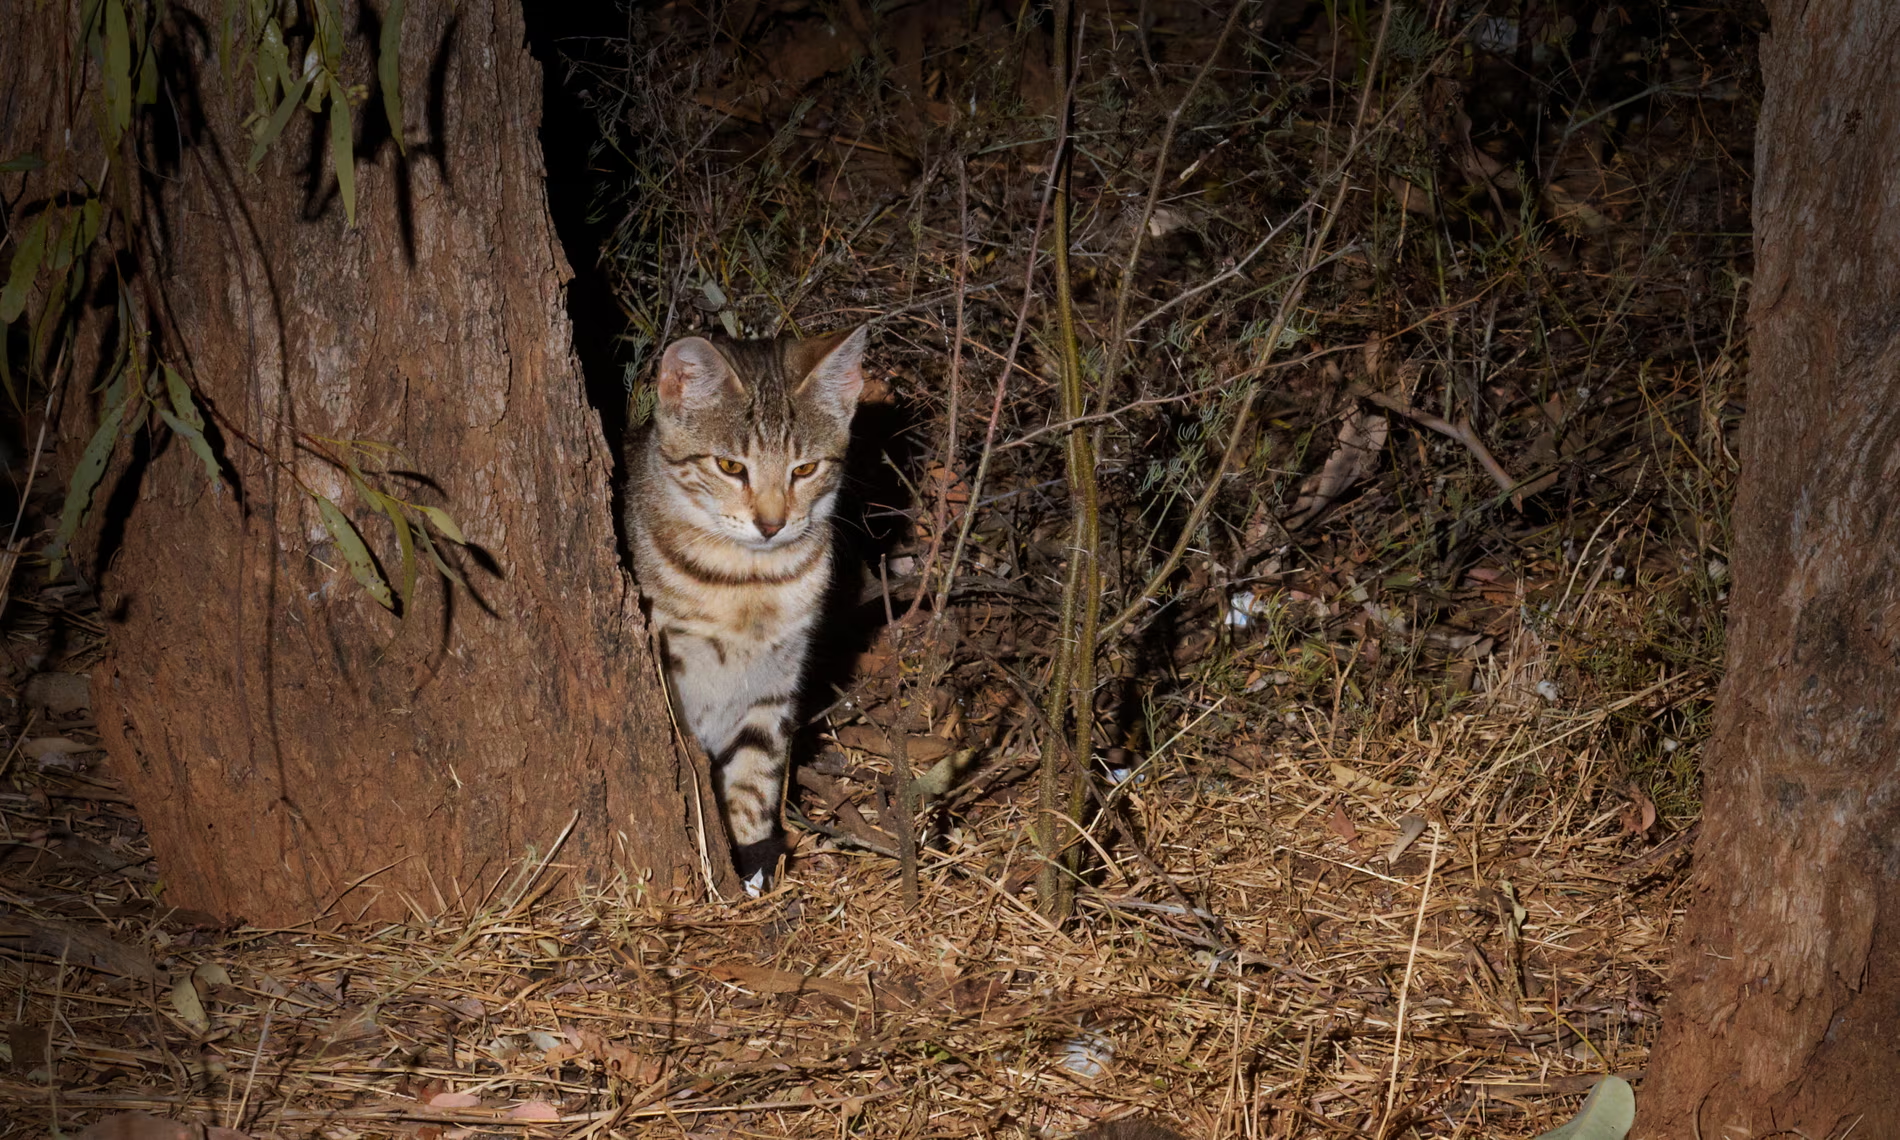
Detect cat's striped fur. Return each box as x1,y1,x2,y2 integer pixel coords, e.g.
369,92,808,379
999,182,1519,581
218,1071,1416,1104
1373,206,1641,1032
626,326,867,886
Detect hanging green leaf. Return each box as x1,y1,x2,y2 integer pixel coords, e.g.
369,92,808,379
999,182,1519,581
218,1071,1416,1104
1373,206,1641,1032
315,0,344,71
159,366,221,488
68,196,105,270
161,364,204,430
135,19,159,106
218,0,238,77
414,524,466,588
415,505,465,544
379,0,406,153
1530,1075,1635,1140
0,322,15,413
247,71,310,171
330,83,356,226
155,408,223,490
47,199,101,275
255,18,289,113
0,212,50,323
0,154,44,173
314,494,394,610
373,493,418,614
27,261,71,372
44,371,135,579
103,0,133,145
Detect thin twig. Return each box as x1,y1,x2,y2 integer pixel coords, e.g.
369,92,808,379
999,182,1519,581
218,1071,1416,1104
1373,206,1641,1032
1381,823,1442,1138
1351,384,1521,504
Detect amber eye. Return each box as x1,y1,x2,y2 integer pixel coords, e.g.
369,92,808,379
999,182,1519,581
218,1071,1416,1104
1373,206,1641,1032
790,461,819,478
715,457,747,477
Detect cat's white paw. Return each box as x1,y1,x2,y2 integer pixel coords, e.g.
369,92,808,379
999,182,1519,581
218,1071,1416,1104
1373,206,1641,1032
743,868,767,898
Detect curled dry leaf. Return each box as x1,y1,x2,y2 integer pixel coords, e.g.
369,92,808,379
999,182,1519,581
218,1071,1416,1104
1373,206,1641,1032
170,972,211,1033
1386,813,1430,862
1290,409,1389,523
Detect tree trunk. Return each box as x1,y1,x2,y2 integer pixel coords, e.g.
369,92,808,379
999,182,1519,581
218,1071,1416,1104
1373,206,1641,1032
1636,1,1900,1134
1,0,723,923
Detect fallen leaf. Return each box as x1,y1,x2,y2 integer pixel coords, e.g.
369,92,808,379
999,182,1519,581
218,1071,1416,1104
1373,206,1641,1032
509,1101,562,1121
22,736,87,763
705,963,865,1005
1327,803,1361,850
1530,1074,1635,1139
428,1091,482,1109
170,973,210,1033
1330,762,1399,795
1385,814,1429,862
1290,409,1389,522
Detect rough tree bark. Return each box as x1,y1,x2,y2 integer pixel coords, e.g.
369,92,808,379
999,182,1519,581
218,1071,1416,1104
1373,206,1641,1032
1637,0,1900,1134
0,0,723,923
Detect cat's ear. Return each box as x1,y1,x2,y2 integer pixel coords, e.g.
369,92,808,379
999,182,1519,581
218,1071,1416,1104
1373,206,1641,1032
656,337,741,414
791,325,868,410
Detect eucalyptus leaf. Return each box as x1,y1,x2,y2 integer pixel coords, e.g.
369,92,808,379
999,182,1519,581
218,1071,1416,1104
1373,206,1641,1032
162,365,205,431
376,494,417,614
316,0,344,70
256,18,290,111
416,505,465,544
103,0,132,144
135,24,158,105
315,494,394,610
155,409,222,490
44,374,134,578
329,89,356,226
414,524,465,588
0,212,50,323
0,323,15,412
0,154,44,173
379,0,406,154
48,200,101,275
1530,1076,1635,1140
247,72,311,171
218,0,238,76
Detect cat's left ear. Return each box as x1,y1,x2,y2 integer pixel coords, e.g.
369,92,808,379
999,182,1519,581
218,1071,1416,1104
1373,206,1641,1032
791,325,868,411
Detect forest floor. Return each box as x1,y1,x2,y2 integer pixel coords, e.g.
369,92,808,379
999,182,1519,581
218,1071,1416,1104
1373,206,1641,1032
1,1,1761,1138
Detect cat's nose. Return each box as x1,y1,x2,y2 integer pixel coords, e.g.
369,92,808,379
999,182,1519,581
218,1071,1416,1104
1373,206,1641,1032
755,518,784,538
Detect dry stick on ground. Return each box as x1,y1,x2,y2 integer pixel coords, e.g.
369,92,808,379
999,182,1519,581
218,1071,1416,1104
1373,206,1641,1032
1351,384,1522,506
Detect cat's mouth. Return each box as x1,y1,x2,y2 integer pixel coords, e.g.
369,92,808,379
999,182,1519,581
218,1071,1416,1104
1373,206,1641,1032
738,522,804,550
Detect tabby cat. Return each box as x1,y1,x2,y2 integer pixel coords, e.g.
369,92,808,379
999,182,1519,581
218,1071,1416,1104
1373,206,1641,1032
626,326,868,888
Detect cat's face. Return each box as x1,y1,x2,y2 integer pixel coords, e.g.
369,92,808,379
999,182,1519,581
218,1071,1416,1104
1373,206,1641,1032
650,328,866,550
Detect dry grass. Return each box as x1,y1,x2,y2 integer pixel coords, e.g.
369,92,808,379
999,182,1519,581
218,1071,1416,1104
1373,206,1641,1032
2,687,1686,1138
1,0,1761,1136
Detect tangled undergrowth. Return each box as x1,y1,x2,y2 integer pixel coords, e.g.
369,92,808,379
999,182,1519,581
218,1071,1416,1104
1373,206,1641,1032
1,0,1760,1137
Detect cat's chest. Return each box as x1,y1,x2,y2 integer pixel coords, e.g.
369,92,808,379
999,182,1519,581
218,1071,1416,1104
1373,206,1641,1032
656,559,827,646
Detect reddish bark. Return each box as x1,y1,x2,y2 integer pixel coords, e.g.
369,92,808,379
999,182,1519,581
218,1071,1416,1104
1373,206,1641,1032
1637,0,1900,1133
0,0,721,923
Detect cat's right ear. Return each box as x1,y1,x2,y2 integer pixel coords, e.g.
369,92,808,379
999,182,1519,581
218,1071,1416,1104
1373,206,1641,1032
656,337,740,414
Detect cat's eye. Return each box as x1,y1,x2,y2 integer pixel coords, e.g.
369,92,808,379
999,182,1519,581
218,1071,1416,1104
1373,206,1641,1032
790,461,819,478
715,457,747,477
